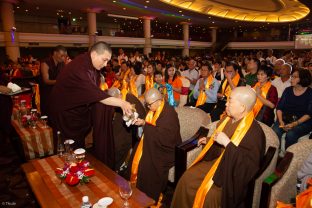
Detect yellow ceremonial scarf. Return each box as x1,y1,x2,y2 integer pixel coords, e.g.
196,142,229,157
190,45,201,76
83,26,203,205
100,82,108,91
221,73,240,98
34,84,40,113
252,81,272,117
112,69,130,89
129,75,138,97
196,75,214,107
145,74,154,92
130,99,165,183
191,111,254,208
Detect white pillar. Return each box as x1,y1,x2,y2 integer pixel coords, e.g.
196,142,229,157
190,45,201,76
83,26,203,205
87,9,100,47
210,27,217,43
1,0,20,62
181,22,190,57
142,16,153,56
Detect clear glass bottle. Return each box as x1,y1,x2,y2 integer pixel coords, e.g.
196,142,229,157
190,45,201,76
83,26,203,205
57,131,65,157
30,109,38,128
81,196,92,208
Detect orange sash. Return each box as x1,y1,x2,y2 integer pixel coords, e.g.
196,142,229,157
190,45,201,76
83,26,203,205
145,75,154,92
34,84,40,113
112,69,130,89
252,82,272,117
221,73,240,98
130,99,165,183
129,75,138,97
196,75,214,107
191,111,254,208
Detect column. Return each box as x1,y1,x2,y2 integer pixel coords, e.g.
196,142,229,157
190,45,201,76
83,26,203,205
1,0,20,62
86,8,101,47
142,16,153,56
181,22,190,57
210,27,218,43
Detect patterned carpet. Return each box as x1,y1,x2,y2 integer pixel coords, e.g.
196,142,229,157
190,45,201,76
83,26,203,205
0,138,39,208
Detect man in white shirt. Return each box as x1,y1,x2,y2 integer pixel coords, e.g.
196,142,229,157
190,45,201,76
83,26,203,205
181,59,199,90
271,63,292,100
266,49,277,65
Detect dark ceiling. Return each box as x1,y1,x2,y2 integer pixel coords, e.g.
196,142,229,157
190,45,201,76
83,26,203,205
13,0,312,27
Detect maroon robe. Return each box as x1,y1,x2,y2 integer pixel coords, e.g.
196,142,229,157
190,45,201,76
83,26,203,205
136,103,182,202
49,52,115,168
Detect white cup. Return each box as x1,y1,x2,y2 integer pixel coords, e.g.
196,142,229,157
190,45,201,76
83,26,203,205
98,197,113,208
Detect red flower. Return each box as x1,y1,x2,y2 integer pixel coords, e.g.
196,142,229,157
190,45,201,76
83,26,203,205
65,173,79,186
69,164,78,173
84,168,95,177
55,168,63,175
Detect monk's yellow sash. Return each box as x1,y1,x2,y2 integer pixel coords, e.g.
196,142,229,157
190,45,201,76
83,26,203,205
191,111,254,208
221,73,240,98
100,81,108,91
252,82,271,117
129,75,138,97
196,75,214,107
130,99,165,183
145,75,154,92
34,84,40,113
112,69,130,89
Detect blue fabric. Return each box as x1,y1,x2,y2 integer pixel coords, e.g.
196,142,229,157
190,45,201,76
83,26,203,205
193,77,220,103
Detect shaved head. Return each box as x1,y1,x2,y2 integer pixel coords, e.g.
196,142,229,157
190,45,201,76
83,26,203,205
145,88,162,104
107,87,121,98
232,87,256,112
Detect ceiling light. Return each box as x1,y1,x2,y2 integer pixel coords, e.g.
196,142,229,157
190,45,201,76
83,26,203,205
79,17,83,19
72,18,76,21
57,13,59,15
36,6,39,10
181,14,184,16
68,12,72,15
179,10,182,13
25,9,28,12
123,7,126,10
107,13,138,20
146,0,150,3
113,0,116,2
144,6,148,8
212,21,215,23
16,6,20,9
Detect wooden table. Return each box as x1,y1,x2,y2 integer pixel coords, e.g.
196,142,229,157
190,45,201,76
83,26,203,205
11,119,54,160
22,154,155,208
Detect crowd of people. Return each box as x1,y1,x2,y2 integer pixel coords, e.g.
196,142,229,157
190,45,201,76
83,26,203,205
0,43,312,207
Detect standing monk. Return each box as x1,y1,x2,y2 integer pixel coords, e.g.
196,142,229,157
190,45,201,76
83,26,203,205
171,86,266,208
40,45,67,116
131,88,182,203
49,42,133,169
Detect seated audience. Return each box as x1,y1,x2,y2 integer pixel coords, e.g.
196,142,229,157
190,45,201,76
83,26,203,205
193,63,220,113
271,63,292,100
130,88,182,204
165,65,182,105
210,61,246,121
171,86,265,208
253,65,278,126
272,69,312,149
245,57,260,87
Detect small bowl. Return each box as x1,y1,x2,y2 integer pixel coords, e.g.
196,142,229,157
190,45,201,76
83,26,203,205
96,197,113,208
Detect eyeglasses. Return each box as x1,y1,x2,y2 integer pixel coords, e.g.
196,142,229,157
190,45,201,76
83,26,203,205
146,99,159,108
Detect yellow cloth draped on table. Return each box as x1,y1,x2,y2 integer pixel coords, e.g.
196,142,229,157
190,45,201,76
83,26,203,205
221,73,240,98
191,111,254,208
252,81,272,117
195,75,214,107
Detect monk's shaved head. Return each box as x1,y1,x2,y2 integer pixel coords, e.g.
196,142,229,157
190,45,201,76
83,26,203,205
90,41,112,55
231,87,256,112
145,88,162,103
107,87,121,98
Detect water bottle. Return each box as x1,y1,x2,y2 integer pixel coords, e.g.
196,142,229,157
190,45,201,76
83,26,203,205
81,196,92,208
57,131,65,157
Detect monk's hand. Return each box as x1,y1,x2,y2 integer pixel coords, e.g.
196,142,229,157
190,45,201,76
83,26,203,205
132,118,145,126
198,137,207,146
0,86,12,94
121,100,133,116
214,131,230,147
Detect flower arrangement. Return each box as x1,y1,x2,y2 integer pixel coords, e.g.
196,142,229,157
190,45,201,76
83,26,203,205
55,160,95,186
21,114,32,127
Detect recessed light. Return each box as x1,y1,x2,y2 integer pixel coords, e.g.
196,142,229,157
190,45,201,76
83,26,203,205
123,7,126,10
179,10,182,13
68,12,71,15
72,18,76,21
36,6,39,10
16,6,20,9
146,0,150,3
25,9,28,12
144,5,148,8
212,21,215,23
80,17,83,19
181,14,184,16
113,0,116,2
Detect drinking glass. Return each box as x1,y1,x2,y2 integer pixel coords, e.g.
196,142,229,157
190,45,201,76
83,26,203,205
119,181,133,207
40,115,48,128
